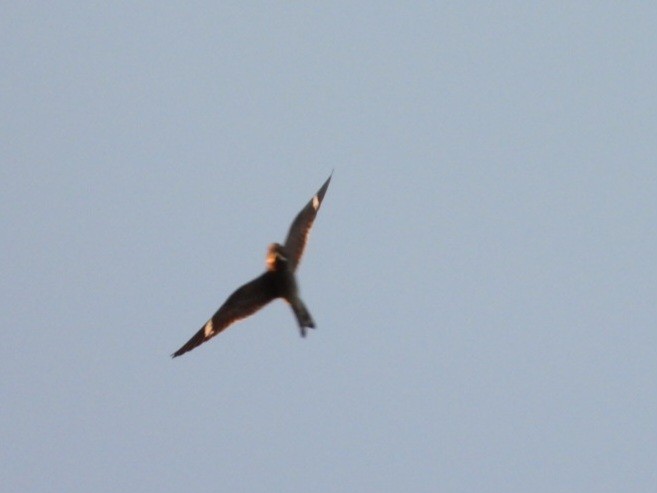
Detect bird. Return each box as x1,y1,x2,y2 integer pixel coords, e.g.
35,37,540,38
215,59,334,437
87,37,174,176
171,173,332,358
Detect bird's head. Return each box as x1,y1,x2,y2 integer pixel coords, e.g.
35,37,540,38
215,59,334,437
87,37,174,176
266,243,288,271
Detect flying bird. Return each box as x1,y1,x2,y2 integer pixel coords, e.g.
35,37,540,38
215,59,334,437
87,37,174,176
172,173,332,358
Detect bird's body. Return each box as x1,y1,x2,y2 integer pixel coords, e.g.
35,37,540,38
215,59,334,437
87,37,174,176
266,242,316,334
172,174,331,358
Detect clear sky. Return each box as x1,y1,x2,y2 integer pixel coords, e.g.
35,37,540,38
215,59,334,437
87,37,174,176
2,4,656,492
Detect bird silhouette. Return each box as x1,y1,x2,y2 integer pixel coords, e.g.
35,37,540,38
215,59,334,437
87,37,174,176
171,173,332,358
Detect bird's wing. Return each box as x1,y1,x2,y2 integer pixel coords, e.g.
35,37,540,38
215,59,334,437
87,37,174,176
172,272,276,357
283,173,332,272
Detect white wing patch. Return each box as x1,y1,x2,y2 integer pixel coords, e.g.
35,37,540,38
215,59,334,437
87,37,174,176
312,194,320,211
204,319,214,337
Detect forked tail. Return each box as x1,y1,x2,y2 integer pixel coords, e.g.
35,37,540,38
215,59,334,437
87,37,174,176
291,299,315,337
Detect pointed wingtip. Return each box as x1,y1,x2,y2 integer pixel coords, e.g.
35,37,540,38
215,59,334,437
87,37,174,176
320,172,333,194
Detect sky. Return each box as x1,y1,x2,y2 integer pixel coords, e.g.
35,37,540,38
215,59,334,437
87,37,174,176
2,3,657,492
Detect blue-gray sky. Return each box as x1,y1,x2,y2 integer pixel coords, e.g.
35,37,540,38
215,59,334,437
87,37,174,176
3,4,656,492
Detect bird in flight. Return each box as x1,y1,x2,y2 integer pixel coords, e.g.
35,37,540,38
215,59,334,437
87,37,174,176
172,173,332,358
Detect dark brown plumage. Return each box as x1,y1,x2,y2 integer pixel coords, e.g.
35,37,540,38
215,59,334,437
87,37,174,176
171,173,332,358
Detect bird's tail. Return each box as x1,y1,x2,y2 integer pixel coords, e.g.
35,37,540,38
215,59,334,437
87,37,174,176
291,299,315,337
